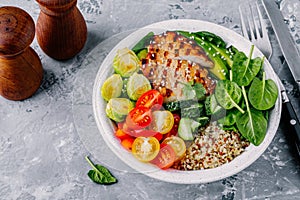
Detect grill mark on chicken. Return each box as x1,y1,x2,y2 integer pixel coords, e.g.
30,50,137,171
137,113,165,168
141,31,216,102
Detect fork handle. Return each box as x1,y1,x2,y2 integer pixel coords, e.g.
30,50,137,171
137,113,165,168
282,98,300,157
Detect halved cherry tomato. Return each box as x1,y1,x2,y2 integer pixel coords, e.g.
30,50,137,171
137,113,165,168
163,113,180,139
132,136,160,162
126,106,152,129
151,144,176,169
136,89,163,110
121,137,135,151
150,110,174,134
162,136,186,161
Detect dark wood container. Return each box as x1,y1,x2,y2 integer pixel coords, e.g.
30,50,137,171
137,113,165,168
36,0,87,60
0,6,43,101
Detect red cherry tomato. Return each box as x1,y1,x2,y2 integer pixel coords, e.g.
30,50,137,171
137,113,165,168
126,106,152,129
151,144,176,169
136,90,163,110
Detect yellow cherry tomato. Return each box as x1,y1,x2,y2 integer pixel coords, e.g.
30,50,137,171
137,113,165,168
132,137,160,162
162,136,186,160
151,110,174,134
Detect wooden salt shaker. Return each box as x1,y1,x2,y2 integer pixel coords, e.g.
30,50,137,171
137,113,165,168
0,6,43,101
36,0,87,60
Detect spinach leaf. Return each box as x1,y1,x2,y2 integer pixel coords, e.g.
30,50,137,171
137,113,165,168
131,32,154,54
215,80,244,114
85,156,117,185
248,72,278,110
218,108,239,126
232,45,262,86
236,108,267,146
222,125,238,132
236,87,267,146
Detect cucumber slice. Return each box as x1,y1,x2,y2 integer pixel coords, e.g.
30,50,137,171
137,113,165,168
181,103,204,119
178,118,201,141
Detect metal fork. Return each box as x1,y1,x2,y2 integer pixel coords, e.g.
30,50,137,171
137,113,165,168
239,1,300,157
239,2,272,59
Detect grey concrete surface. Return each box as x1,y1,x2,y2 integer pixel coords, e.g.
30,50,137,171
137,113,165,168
0,0,300,199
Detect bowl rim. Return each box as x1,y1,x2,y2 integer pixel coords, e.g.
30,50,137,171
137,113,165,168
92,19,282,184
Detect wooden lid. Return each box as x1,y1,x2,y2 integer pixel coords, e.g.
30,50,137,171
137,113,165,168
36,0,77,13
0,6,35,56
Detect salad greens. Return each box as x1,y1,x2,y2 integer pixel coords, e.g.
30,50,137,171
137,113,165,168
85,156,117,185
215,80,244,113
231,45,262,86
236,87,268,146
248,72,278,110
101,29,278,148
177,30,277,145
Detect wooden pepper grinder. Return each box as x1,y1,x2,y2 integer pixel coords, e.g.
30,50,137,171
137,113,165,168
36,0,87,60
0,6,43,101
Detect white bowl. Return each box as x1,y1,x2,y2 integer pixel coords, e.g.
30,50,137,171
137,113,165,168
92,19,282,184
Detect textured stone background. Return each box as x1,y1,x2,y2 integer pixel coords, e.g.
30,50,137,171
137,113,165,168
0,0,300,199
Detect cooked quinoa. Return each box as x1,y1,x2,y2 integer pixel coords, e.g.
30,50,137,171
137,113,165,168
173,122,250,170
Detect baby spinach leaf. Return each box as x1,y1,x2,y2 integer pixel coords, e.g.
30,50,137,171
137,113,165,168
85,156,117,185
236,87,268,146
248,72,278,110
236,108,267,146
218,108,239,126
232,45,262,86
215,80,244,114
131,32,154,54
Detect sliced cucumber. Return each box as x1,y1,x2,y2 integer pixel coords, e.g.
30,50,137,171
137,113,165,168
178,118,201,141
181,103,204,119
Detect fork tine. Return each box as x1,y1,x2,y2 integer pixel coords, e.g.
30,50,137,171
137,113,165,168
256,1,272,58
239,1,272,59
256,2,269,40
250,4,261,39
239,5,250,40
247,9,256,41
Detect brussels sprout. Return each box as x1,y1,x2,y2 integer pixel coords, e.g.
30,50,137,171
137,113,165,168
101,74,123,101
113,47,140,77
105,98,135,122
126,72,151,100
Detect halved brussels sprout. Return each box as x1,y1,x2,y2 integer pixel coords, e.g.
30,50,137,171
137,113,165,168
113,47,140,77
126,72,151,100
101,74,123,101
105,98,135,122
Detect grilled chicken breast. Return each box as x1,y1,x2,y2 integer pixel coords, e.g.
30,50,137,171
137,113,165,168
140,31,216,102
